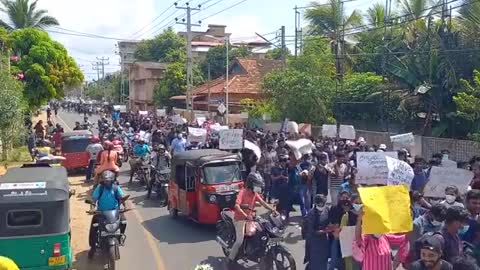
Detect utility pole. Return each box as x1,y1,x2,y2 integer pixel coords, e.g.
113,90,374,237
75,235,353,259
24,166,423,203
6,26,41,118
207,62,211,117
225,35,230,125
281,26,286,68
294,6,299,57
176,2,201,120
95,57,109,101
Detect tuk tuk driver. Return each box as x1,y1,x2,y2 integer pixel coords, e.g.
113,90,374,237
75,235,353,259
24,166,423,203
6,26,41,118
228,173,278,265
88,171,127,258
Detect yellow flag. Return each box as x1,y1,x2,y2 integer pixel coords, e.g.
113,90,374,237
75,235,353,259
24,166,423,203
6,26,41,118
358,185,412,234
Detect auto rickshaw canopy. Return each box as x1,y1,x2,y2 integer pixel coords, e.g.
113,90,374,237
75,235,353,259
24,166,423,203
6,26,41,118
62,130,92,138
171,149,241,167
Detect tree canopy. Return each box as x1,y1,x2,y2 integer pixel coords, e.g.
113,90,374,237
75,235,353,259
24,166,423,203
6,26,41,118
9,28,83,107
134,28,186,63
0,0,59,29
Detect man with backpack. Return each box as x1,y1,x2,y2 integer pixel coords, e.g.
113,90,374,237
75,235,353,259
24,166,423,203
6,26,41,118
88,172,127,258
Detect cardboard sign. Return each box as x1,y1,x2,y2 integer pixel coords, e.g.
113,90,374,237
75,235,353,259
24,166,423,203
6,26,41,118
285,139,315,160
264,122,282,133
423,167,474,198
339,226,356,258
287,121,298,134
196,117,206,126
156,109,166,117
219,129,244,149
339,125,356,140
390,132,415,150
298,123,312,135
357,152,412,186
359,185,413,234
187,127,207,143
139,111,148,115
172,114,186,125
322,124,337,138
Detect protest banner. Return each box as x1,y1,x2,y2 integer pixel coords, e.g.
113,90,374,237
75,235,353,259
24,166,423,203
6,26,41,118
264,122,282,133
156,109,166,117
172,114,186,125
298,123,312,135
285,139,315,160
359,185,413,234
187,127,207,143
322,124,337,138
139,111,148,115
287,121,299,134
339,125,356,140
196,116,206,126
356,152,411,186
390,132,415,150
219,129,244,149
423,167,473,198
339,226,356,258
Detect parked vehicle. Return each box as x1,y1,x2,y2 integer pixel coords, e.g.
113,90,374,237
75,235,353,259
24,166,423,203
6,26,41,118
216,209,296,270
0,164,74,270
168,150,243,224
61,130,93,171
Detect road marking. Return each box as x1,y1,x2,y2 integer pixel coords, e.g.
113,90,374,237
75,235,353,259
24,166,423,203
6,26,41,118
127,200,167,270
58,112,166,270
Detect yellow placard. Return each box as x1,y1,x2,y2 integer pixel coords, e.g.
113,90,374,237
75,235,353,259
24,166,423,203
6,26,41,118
358,185,412,234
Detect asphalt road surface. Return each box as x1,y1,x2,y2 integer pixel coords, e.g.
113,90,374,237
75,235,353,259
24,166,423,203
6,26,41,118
57,111,305,270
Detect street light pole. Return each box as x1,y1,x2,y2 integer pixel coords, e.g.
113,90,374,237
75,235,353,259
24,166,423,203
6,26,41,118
225,35,229,125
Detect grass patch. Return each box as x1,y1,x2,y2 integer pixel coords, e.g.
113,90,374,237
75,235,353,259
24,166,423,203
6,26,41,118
1,146,32,164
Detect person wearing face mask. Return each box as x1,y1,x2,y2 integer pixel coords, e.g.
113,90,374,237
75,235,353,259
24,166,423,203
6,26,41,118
304,194,332,270
410,235,453,270
440,206,469,263
408,203,447,263
460,189,480,243
170,131,186,155
228,172,277,266
440,186,464,209
440,149,457,168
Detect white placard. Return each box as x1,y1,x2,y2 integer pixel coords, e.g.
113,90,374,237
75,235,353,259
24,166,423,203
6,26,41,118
423,167,473,198
139,110,148,115
196,116,207,126
390,132,415,150
340,226,356,258
357,152,412,186
156,109,166,117
264,122,282,133
339,125,356,140
285,139,315,160
298,123,312,135
187,127,207,143
172,114,186,125
219,129,244,149
287,121,298,134
244,140,261,160
322,124,337,138
211,124,229,132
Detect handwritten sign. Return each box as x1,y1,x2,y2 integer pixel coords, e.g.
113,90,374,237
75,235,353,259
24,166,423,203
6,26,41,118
187,127,207,143
357,152,411,186
211,124,229,133
156,109,166,117
219,129,244,149
359,185,413,234
196,117,206,126
339,125,355,140
339,226,356,258
423,167,474,198
264,122,282,133
322,124,337,138
390,132,415,150
139,110,148,115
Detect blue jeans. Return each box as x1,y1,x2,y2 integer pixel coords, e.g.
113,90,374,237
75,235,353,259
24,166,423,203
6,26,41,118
288,185,307,217
86,159,95,182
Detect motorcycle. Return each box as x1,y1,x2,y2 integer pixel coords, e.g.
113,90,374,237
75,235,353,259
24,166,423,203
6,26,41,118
216,207,296,270
147,167,170,204
129,156,149,185
85,195,130,270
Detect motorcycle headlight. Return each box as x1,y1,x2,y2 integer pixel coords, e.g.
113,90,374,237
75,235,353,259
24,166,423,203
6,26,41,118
209,195,217,203
105,223,119,232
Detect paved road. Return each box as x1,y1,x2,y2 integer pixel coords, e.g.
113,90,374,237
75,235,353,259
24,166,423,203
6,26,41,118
57,111,305,270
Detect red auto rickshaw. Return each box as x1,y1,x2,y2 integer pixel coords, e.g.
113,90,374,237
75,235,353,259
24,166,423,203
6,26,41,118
60,130,92,171
168,149,243,224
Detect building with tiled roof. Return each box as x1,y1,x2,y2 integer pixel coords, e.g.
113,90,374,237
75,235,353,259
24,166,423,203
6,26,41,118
182,58,282,113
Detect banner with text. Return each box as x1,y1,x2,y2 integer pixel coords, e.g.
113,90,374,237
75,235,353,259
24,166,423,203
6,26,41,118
339,125,356,140
322,125,337,138
423,166,473,198
390,132,415,150
219,129,244,149
187,127,207,143
357,152,413,187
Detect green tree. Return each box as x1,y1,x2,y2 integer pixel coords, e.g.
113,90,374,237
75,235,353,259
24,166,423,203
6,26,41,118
0,0,59,30
134,28,186,62
200,45,252,79
0,58,26,159
265,47,291,60
240,98,280,120
452,70,480,140
9,28,83,108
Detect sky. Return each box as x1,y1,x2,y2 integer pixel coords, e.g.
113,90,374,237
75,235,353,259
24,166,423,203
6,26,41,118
1,0,377,81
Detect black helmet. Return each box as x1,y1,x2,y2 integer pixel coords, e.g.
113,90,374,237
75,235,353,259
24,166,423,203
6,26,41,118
245,172,265,190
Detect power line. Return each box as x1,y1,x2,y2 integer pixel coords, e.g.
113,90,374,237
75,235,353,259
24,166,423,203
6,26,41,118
47,29,132,41
199,0,250,22
135,4,185,39
128,1,178,39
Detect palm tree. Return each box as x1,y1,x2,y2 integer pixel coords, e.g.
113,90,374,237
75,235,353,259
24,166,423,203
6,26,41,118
305,0,362,74
0,0,59,30
366,3,386,27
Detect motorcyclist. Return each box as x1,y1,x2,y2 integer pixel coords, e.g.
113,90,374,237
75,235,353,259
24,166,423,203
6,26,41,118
88,171,127,258
129,138,150,183
151,144,171,172
228,172,277,265
94,141,120,185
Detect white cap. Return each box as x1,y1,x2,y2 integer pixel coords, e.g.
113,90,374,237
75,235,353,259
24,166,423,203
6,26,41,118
358,137,366,143
379,144,387,150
